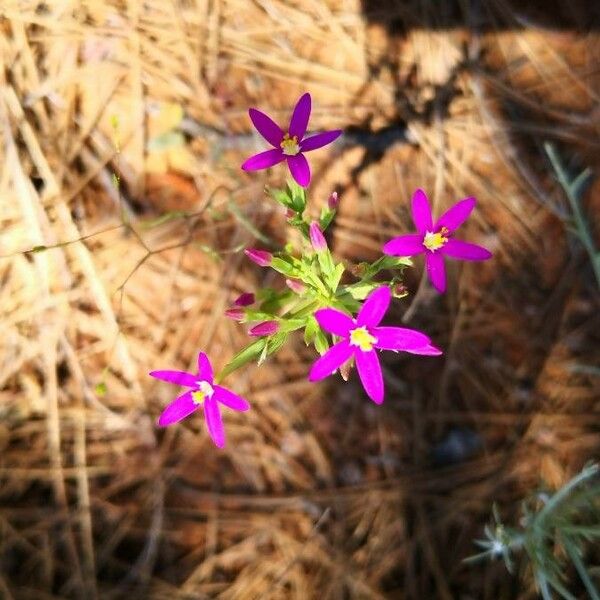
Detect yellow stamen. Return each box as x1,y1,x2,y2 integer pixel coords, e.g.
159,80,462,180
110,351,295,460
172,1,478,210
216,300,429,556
280,132,300,156
192,380,214,405
349,326,377,352
423,227,449,252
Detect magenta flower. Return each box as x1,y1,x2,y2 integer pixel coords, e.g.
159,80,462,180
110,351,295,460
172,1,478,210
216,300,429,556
149,352,249,448
244,248,273,267
309,221,327,252
327,191,339,210
383,189,492,293
234,292,255,307
286,278,306,294
309,287,441,404
224,307,244,321
241,93,342,187
249,320,279,336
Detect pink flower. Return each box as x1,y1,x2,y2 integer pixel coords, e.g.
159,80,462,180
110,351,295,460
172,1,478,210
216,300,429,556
383,189,492,293
327,191,339,210
309,221,327,252
241,93,342,187
224,307,244,321
244,248,273,267
249,320,279,336
149,352,249,448
285,278,306,294
309,287,441,404
234,292,255,307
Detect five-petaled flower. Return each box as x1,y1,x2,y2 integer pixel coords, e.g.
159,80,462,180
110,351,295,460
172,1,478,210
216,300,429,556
241,92,342,187
150,352,249,448
309,287,441,404
383,189,492,293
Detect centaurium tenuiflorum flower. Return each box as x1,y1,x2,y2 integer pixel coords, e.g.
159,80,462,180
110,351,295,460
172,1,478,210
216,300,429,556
309,287,441,404
249,321,279,336
150,352,249,448
244,248,273,267
309,221,327,252
383,189,492,293
241,93,342,187
234,292,255,307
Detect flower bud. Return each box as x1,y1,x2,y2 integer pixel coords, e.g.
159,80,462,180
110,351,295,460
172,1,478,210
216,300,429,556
244,248,272,267
234,292,255,307
327,191,339,210
249,320,279,337
285,278,306,294
225,307,244,321
309,221,327,252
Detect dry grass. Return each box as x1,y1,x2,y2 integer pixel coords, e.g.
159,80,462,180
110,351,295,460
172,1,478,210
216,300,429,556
0,1,599,598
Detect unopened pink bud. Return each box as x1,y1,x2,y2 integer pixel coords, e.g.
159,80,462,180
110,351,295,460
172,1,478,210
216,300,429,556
327,191,339,210
234,292,255,307
309,221,327,252
285,278,306,294
249,320,279,337
244,248,272,267
285,208,295,219
225,307,244,321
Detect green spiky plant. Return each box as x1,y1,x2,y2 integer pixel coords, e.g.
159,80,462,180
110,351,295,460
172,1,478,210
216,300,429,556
466,463,600,599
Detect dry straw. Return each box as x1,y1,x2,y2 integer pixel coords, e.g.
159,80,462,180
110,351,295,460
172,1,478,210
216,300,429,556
0,0,599,598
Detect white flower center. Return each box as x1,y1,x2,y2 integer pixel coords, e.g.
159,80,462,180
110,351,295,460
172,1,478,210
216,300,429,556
349,326,377,352
280,133,300,156
192,380,214,405
423,227,449,252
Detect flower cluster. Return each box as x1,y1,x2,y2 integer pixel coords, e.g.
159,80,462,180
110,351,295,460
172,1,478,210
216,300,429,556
150,92,492,448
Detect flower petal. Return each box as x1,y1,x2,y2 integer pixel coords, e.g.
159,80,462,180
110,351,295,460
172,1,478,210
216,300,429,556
204,396,225,448
412,188,433,234
213,385,250,412
357,286,391,327
314,308,353,336
383,234,425,257
288,92,311,139
249,108,284,146
197,352,213,383
300,129,342,152
441,239,492,261
149,370,196,387
372,326,431,351
435,197,476,232
308,340,354,381
242,148,284,171
287,154,311,187
426,252,446,293
355,350,384,404
405,344,443,356
157,391,198,426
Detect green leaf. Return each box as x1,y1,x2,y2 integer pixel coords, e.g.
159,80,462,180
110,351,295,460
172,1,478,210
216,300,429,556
280,318,306,333
94,382,107,397
343,280,381,300
304,315,318,346
29,245,48,253
363,255,412,278
271,257,299,277
319,205,335,231
258,332,288,365
327,262,345,292
314,329,329,355
287,179,306,213
270,187,294,209
218,338,267,381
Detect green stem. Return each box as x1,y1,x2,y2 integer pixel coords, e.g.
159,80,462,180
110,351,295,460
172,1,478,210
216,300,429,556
545,143,600,290
562,536,600,600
